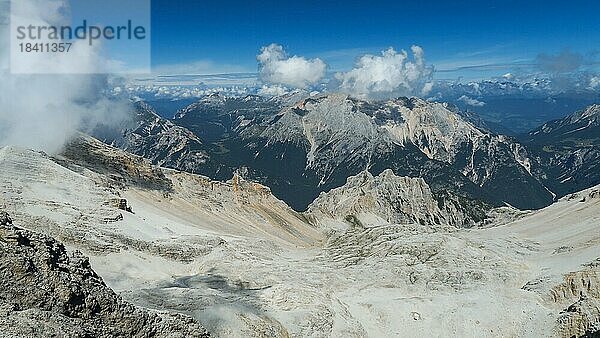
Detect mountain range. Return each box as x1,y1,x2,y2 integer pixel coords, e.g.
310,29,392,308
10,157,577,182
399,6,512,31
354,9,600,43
96,92,600,222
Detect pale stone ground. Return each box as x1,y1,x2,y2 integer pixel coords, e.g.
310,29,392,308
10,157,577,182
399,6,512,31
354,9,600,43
1,145,598,337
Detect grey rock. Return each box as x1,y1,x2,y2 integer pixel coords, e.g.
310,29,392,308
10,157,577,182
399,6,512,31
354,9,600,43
0,213,210,338
307,169,489,228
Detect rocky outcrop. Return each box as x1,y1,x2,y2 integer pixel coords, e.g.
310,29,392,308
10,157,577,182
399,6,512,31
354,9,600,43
551,270,600,304
58,134,173,191
307,169,490,228
523,265,600,338
557,295,600,338
0,211,210,337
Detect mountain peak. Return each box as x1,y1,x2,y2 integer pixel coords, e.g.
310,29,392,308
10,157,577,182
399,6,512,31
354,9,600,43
307,169,488,228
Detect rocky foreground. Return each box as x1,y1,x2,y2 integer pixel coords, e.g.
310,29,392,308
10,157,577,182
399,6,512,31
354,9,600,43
0,211,210,338
0,138,599,337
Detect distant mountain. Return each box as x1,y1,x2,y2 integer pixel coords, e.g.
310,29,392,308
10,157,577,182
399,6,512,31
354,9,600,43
522,104,600,198
167,93,552,212
97,101,210,174
430,80,600,134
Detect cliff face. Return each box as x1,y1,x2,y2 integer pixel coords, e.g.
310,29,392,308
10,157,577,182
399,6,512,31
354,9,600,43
0,211,210,338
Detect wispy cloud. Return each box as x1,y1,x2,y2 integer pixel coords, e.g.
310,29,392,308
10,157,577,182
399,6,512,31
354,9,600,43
152,60,251,76
0,0,130,153
458,95,486,107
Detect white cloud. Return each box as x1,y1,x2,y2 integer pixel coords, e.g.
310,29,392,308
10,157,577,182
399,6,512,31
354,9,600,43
502,73,515,81
334,46,434,100
257,43,327,88
0,0,130,153
458,95,486,107
258,85,289,97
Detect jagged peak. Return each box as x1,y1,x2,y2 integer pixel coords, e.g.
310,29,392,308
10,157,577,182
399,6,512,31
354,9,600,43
133,100,162,120
307,169,487,228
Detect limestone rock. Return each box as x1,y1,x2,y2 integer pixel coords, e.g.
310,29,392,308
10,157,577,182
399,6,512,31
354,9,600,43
307,169,490,228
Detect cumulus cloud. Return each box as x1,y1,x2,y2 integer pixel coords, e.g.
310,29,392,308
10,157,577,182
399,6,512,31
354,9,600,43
0,0,130,153
502,73,515,81
334,46,434,100
257,43,327,88
458,95,486,107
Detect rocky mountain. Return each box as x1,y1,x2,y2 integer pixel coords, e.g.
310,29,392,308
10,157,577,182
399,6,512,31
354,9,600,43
526,104,600,143
100,101,209,174
0,211,210,338
95,93,600,219
523,104,600,199
307,169,490,228
170,93,552,212
1,134,599,337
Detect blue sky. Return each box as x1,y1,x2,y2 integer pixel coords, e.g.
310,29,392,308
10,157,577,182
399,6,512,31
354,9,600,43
150,0,600,80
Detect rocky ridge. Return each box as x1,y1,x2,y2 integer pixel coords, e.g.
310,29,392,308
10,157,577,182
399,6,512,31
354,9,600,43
307,169,489,228
101,101,210,174
524,104,600,200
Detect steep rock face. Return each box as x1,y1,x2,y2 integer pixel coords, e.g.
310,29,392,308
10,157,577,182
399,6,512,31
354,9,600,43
307,169,489,228
359,97,545,209
0,211,210,338
524,104,600,199
174,93,283,142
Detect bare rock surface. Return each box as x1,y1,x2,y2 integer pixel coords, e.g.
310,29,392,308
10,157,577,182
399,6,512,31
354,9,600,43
307,169,491,228
0,211,209,338
1,138,599,337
